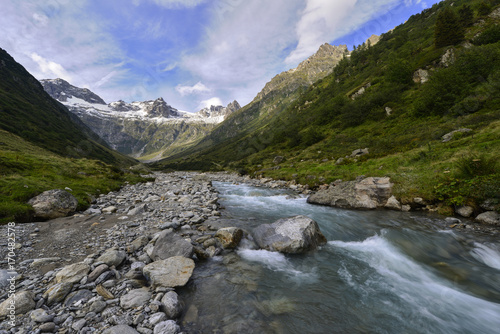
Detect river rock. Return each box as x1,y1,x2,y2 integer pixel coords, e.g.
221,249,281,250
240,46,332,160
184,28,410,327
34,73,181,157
143,257,195,288
120,288,152,309
307,177,392,209
30,308,54,323
154,320,180,334
480,199,497,211
475,211,500,226
215,227,243,249
128,235,150,253
0,291,35,319
384,196,402,210
127,203,148,216
161,291,183,319
103,325,140,334
456,206,474,218
55,262,90,284
27,189,78,219
88,264,109,282
43,282,73,306
102,206,117,213
30,257,61,268
96,284,115,299
150,230,194,261
252,215,327,254
97,249,126,267
39,322,56,332
64,289,93,307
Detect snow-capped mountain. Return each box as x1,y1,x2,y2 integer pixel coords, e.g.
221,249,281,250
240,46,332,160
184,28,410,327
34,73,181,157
40,79,240,160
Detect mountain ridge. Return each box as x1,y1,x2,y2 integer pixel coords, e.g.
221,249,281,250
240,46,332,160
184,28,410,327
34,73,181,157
40,78,240,160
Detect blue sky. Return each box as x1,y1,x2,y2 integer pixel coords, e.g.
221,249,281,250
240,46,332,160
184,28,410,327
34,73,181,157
1,0,441,112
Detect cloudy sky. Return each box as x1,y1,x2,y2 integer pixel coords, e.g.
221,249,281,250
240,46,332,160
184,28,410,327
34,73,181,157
1,0,440,112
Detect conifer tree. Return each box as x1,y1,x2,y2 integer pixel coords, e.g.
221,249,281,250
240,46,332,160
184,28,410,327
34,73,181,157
458,4,474,28
435,7,464,48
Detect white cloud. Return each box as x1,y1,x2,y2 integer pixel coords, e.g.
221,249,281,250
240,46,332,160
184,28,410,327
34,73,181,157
286,0,400,64
181,0,302,105
0,0,127,102
198,97,223,110
176,82,211,96
30,52,73,82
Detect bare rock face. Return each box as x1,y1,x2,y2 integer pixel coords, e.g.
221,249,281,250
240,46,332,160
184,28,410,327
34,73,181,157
28,189,78,219
307,177,393,210
252,215,327,254
413,69,430,84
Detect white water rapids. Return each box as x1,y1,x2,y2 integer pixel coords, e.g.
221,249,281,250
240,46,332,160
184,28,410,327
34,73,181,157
179,182,500,334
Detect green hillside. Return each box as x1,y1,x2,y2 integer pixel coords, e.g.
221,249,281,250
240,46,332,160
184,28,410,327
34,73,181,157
154,0,500,213
0,48,148,223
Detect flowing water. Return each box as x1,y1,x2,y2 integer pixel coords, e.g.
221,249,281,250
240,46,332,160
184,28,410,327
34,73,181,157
180,182,500,334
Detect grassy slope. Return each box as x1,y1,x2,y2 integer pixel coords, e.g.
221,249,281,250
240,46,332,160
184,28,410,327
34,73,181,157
154,0,500,212
0,130,150,223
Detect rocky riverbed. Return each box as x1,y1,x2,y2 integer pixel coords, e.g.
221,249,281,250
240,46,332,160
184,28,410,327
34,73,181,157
0,171,498,334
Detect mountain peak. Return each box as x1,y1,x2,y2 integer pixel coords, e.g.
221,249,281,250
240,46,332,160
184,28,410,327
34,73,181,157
255,42,349,102
197,100,240,119
40,78,106,105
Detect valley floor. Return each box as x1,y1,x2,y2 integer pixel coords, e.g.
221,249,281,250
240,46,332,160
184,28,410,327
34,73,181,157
0,171,498,334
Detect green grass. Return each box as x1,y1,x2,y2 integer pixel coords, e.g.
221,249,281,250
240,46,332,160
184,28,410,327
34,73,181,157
0,130,150,224
247,118,500,211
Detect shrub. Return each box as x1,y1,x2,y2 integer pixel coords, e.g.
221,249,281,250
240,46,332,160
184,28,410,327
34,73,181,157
454,154,498,179
473,25,500,45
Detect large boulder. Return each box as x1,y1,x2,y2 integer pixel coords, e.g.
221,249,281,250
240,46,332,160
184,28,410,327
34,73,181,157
151,230,193,261
143,256,195,288
27,189,78,219
252,215,327,254
307,177,392,209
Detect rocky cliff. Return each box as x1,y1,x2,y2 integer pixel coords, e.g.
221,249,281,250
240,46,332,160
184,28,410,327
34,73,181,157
254,43,349,102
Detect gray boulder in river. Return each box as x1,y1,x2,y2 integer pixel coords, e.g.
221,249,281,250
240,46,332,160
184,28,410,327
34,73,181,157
252,215,327,254
307,176,392,209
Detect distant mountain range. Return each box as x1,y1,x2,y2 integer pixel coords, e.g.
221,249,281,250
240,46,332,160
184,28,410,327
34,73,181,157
40,78,240,160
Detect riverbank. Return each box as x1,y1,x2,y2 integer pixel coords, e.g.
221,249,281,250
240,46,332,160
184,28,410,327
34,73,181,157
0,171,498,333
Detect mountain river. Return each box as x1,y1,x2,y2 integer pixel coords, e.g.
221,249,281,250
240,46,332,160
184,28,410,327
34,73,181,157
179,182,500,333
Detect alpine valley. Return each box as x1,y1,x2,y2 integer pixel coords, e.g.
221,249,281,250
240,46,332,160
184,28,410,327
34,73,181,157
1,0,500,222
40,78,241,161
